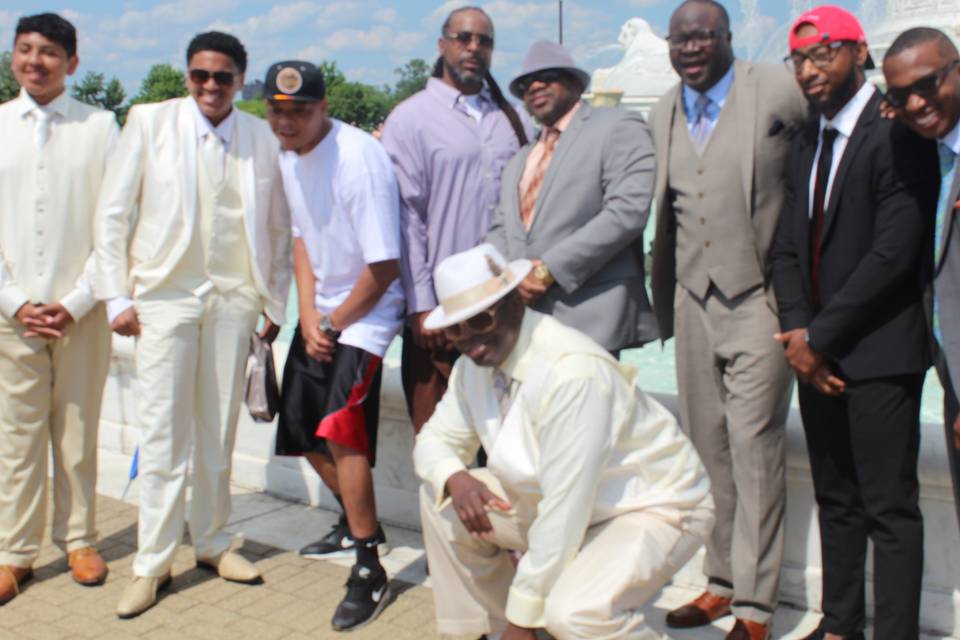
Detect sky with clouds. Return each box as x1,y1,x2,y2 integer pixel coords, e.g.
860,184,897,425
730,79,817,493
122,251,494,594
1,0,872,96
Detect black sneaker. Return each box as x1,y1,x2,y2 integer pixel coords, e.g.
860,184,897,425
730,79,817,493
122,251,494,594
299,523,390,559
330,564,392,632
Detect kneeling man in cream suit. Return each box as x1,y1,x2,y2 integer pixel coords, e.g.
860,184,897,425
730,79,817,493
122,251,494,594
94,32,291,617
414,244,714,640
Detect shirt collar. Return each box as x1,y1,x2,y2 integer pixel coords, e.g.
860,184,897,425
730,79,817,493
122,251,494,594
682,64,735,119
548,100,581,134
17,87,69,119
940,117,960,156
496,308,540,383
819,82,876,139
190,96,236,146
427,77,494,111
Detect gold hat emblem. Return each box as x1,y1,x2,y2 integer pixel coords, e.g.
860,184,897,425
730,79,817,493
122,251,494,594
276,67,303,94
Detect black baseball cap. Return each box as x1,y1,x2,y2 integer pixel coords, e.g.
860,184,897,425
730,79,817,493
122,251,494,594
265,60,325,101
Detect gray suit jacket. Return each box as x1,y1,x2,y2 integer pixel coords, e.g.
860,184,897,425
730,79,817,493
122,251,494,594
485,101,658,351
935,163,960,404
649,60,807,340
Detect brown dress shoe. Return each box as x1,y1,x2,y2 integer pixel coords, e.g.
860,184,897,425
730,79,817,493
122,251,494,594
666,590,732,628
68,547,108,586
0,565,33,605
726,618,770,640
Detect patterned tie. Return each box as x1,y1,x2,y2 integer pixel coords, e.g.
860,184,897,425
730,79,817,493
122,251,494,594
810,127,839,308
493,369,513,421
933,142,958,343
519,126,560,231
688,94,713,153
33,109,51,150
201,132,225,186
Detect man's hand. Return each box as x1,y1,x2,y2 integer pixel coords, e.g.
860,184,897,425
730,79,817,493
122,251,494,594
774,328,822,381
953,414,960,451
502,624,538,640
258,316,281,343
111,306,141,337
517,259,549,306
409,310,450,351
809,364,846,396
16,302,65,339
299,308,336,363
445,470,511,537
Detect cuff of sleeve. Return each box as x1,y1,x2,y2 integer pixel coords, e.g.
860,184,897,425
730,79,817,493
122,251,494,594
60,288,97,321
430,459,468,508
106,297,134,325
505,586,546,629
0,286,30,320
539,253,576,294
409,286,438,315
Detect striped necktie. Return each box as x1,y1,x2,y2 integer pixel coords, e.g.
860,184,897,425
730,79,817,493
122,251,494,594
493,369,513,421
933,142,958,343
519,126,560,231
689,94,713,153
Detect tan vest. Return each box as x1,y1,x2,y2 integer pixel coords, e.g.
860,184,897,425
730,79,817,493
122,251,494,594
668,86,763,300
167,137,257,298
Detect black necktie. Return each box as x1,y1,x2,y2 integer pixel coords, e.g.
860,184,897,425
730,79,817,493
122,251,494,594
810,127,839,307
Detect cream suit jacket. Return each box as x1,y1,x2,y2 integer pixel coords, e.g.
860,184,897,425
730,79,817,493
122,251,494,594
94,97,291,322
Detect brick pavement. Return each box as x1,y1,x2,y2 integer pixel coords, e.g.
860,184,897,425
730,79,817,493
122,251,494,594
1,494,474,640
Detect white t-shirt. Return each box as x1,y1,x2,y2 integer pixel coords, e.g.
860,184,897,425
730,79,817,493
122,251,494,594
279,119,405,357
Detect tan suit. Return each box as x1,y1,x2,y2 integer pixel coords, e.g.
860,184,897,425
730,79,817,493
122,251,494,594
94,97,291,576
0,90,115,566
649,61,806,622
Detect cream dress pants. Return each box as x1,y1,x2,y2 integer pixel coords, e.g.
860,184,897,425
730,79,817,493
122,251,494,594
0,306,110,567
132,288,260,577
420,469,714,639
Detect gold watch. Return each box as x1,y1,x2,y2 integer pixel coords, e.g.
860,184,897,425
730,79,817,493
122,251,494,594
533,262,555,286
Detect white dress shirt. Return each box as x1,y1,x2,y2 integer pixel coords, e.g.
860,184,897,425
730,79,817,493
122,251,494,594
682,63,735,135
414,310,710,628
941,116,960,157
808,82,877,217
0,88,117,320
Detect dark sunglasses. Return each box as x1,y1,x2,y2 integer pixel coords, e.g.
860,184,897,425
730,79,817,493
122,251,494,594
188,68,236,86
514,69,567,96
444,30,494,49
443,297,507,340
882,59,960,109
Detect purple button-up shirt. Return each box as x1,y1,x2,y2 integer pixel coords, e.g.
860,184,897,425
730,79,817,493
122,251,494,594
382,78,530,314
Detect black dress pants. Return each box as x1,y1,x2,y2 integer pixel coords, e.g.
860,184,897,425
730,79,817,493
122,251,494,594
798,373,924,639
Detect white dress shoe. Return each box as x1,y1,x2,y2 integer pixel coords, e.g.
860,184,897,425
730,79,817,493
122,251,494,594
196,549,262,584
116,573,171,619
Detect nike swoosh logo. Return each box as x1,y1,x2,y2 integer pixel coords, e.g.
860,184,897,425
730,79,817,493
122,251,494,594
372,586,385,603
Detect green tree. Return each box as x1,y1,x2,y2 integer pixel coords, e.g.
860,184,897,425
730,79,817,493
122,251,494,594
236,99,266,119
130,64,187,106
71,71,127,117
0,52,19,103
315,61,392,132
392,58,430,104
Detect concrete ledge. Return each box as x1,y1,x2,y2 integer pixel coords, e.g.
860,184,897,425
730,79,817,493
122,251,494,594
98,335,960,637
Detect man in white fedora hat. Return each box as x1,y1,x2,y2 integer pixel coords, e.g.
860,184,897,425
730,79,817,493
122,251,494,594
413,243,714,640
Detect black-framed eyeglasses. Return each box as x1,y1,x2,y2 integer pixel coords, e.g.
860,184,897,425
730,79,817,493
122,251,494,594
882,59,960,109
665,28,728,50
443,296,508,340
784,41,846,74
513,69,567,96
189,69,236,86
444,30,494,49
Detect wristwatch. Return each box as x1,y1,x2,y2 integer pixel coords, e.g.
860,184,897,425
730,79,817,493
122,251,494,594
318,315,342,339
533,262,555,287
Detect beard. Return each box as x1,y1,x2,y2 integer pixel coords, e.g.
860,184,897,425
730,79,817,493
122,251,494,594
443,55,486,90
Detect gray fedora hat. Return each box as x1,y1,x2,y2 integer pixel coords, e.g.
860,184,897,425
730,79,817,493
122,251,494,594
509,40,591,99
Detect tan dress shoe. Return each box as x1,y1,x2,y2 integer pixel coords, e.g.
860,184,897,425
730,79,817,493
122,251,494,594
68,547,108,586
0,565,33,605
116,573,171,619
666,590,732,628
196,549,262,584
726,618,770,640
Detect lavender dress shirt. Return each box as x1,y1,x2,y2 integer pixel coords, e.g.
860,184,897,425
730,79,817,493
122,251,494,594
381,78,530,315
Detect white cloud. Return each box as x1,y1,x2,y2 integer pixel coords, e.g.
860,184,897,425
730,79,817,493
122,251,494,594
374,7,399,23
324,25,426,52
630,0,664,6
104,0,238,31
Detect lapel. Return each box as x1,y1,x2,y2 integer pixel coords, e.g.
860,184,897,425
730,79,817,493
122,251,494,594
732,60,757,217
509,144,532,240
938,162,960,272
653,85,681,208
233,113,258,253
177,98,198,234
797,120,820,277
820,90,881,246
529,100,591,233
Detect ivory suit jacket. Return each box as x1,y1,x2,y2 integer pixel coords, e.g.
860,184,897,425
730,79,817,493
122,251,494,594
485,101,658,352
94,97,291,322
649,60,807,339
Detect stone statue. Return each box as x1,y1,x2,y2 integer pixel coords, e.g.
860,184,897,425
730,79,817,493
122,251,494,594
591,17,680,97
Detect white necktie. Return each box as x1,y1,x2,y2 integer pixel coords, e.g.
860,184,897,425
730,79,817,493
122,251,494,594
33,109,51,150
201,132,225,185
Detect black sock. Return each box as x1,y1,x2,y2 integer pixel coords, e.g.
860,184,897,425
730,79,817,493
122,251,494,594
354,532,381,572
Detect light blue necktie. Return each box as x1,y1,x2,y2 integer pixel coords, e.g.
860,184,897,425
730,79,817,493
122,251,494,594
933,142,958,343
689,94,714,153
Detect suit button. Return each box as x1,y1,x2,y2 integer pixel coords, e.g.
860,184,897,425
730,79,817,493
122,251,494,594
704,240,711,248
700,218,706,225
697,169,703,175
698,192,704,199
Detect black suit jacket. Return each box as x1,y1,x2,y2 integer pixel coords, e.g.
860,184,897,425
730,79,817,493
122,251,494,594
771,90,938,381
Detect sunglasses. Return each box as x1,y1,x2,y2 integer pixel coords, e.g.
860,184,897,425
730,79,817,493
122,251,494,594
784,41,846,74
443,297,508,340
882,59,960,109
188,68,236,86
514,69,567,96
665,28,728,51
444,30,494,49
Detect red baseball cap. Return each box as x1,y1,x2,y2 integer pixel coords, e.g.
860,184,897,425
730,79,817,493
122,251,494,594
789,5,875,69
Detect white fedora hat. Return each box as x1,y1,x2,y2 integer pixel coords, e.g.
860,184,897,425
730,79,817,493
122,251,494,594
423,244,532,331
